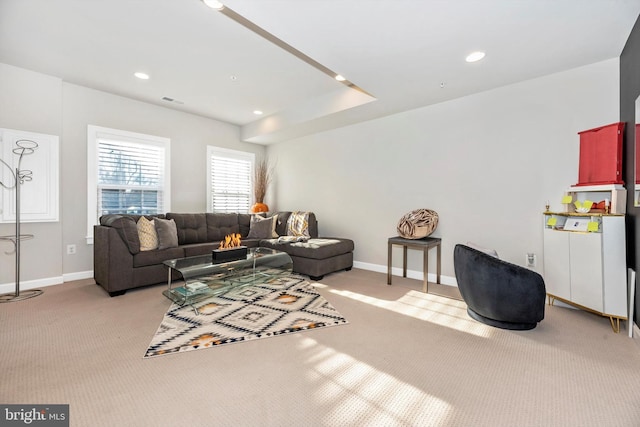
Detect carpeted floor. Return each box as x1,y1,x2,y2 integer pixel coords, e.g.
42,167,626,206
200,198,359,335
145,275,348,357
1,268,640,426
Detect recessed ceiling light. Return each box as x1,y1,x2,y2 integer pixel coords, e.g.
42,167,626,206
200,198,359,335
335,74,346,82
202,0,225,10
134,72,150,80
253,110,263,115
465,51,486,63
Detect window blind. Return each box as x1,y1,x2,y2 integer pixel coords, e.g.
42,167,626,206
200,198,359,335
209,154,252,213
97,138,165,216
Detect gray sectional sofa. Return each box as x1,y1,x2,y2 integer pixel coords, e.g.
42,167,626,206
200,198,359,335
93,211,354,296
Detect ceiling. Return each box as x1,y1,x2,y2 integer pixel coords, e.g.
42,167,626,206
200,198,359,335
1,0,639,144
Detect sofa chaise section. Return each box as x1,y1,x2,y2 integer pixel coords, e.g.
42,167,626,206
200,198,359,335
259,237,354,280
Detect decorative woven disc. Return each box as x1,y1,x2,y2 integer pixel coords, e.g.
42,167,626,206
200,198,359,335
397,209,439,239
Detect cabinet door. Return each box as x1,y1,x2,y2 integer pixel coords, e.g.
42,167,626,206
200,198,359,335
569,232,603,312
543,229,571,300
601,216,627,316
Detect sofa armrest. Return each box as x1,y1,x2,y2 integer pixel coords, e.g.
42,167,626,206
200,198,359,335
94,225,134,294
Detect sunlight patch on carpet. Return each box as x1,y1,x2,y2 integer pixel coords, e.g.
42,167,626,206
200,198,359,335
144,275,348,358
295,336,453,426
329,288,491,337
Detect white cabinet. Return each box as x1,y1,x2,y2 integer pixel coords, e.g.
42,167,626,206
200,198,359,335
543,213,627,332
563,184,626,214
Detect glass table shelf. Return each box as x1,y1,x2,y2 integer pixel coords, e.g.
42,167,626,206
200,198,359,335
162,247,293,313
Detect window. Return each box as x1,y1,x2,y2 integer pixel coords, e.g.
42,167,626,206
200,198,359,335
207,146,254,213
87,125,170,243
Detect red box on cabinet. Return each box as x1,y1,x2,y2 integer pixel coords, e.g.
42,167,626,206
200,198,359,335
575,122,624,186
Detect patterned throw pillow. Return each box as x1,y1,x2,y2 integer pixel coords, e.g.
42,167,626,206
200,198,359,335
247,215,278,239
137,216,158,251
287,211,310,237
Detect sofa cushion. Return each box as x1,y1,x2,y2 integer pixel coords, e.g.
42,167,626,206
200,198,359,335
260,238,354,260
248,215,278,239
101,213,166,223
238,214,253,237
182,242,219,258
242,238,262,248
155,218,179,250
182,239,262,257
206,213,240,242
137,216,158,251
99,214,140,254
167,213,208,244
275,212,291,236
133,247,185,268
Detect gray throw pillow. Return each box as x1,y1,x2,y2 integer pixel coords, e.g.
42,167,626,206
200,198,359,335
155,218,179,250
247,215,278,239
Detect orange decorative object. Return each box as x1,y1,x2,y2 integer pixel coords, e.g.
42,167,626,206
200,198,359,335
594,200,606,210
250,203,269,213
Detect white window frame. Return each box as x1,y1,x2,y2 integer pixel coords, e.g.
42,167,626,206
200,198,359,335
86,125,171,244
206,146,254,214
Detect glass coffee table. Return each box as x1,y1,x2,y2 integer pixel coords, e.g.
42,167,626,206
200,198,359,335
162,247,293,314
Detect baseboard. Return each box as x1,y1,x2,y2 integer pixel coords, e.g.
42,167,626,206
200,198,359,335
63,270,94,282
0,276,63,294
352,261,458,287
0,270,94,294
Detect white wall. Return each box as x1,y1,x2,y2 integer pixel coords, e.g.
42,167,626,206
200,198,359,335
0,63,262,290
0,63,64,287
266,59,620,284
61,82,262,279
0,58,620,289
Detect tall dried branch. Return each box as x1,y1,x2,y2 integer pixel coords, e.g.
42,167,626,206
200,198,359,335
253,158,273,203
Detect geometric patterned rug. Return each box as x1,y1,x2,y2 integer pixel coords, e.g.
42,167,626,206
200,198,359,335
144,275,348,358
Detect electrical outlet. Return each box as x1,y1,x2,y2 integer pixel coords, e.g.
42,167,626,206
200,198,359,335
526,253,536,268
67,244,76,255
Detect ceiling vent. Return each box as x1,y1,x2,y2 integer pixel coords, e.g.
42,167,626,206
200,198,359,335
161,96,184,105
